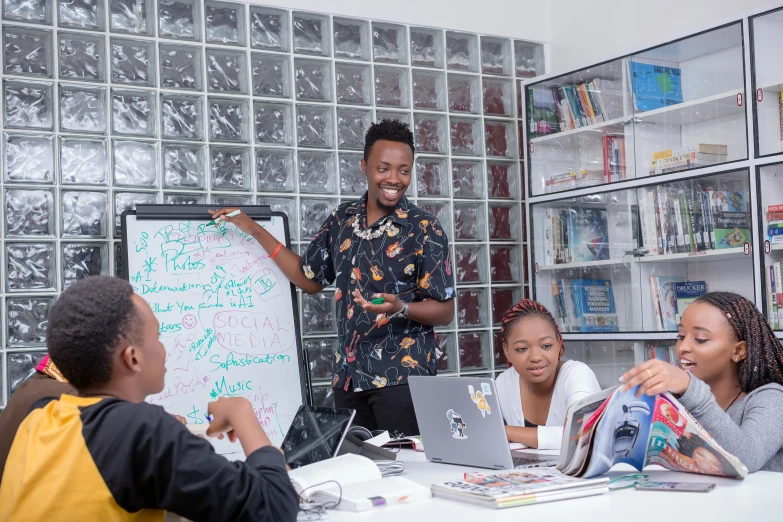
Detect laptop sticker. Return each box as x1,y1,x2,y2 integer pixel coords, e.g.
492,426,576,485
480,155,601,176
446,409,467,439
468,385,492,417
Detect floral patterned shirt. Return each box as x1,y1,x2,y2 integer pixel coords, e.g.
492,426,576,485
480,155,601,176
300,194,454,391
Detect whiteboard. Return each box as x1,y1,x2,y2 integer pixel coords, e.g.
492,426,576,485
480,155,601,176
121,205,305,447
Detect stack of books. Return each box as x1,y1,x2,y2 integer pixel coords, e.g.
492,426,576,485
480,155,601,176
545,169,605,193
649,144,728,175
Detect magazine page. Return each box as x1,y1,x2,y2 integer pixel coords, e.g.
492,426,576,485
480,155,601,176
643,394,748,478
558,386,617,471
581,386,657,478
564,389,617,475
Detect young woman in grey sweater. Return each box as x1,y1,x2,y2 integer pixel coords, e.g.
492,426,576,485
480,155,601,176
621,292,783,473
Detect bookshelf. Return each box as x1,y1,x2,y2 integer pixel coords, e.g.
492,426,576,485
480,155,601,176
523,11,783,374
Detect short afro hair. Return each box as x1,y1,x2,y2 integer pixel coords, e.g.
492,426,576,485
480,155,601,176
47,276,142,391
363,119,415,161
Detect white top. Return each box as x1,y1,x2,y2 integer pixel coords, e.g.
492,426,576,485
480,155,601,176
495,360,601,450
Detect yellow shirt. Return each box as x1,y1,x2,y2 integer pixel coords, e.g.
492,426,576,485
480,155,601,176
0,395,298,522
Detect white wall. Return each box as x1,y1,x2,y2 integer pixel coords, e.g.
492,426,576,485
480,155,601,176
548,0,779,73
250,0,550,43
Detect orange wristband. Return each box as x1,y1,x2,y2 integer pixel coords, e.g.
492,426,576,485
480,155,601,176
269,242,283,259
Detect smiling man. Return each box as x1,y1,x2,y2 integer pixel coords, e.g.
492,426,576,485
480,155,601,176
210,120,454,436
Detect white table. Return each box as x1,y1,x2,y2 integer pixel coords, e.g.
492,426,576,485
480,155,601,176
327,449,783,522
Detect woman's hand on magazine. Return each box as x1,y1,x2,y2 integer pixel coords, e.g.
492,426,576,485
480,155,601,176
620,359,691,397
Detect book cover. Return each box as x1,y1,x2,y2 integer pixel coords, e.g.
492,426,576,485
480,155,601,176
570,279,619,333
529,87,559,137
673,281,707,322
565,207,609,262
654,276,685,331
629,62,683,112
711,191,749,249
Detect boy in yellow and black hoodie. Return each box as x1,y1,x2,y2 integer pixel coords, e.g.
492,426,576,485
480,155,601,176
0,276,298,522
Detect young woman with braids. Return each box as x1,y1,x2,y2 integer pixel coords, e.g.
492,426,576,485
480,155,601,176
496,300,600,449
621,291,783,472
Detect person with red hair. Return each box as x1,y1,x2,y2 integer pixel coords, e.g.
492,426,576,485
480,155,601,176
496,299,600,449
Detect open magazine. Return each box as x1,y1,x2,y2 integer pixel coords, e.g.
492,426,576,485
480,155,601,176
558,385,748,479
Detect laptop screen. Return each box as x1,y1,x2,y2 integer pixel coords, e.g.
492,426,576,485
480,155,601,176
281,406,355,469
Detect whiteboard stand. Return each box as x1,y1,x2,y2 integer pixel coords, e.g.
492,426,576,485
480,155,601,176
120,205,310,446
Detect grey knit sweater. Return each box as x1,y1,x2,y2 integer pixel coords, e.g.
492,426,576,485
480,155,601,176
678,376,783,473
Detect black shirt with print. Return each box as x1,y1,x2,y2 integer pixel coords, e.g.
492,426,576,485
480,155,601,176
300,194,454,391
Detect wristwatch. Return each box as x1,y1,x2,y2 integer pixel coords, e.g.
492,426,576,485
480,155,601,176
392,301,409,319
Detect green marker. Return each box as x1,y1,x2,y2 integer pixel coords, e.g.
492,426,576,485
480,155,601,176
207,209,241,227
371,297,384,305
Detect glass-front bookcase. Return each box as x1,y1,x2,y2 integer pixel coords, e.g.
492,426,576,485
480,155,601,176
522,8,783,389
529,170,755,334
526,22,747,198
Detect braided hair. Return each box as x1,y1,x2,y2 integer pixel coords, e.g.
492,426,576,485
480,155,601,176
692,291,783,392
500,299,565,359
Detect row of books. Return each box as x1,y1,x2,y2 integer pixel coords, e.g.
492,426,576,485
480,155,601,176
649,144,728,176
528,79,621,137
650,277,707,331
551,278,619,333
637,187,750,256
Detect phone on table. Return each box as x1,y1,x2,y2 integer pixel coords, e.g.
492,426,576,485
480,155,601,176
635,481,715,492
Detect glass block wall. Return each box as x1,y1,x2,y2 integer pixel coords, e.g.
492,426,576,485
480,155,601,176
0,0,544,408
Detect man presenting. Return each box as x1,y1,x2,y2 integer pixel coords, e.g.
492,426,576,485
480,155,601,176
209,120,454,436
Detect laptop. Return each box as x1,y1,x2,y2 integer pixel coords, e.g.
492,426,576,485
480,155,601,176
409,375,559,470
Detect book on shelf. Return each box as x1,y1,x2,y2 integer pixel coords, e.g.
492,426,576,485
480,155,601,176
430,469,609,509
645,340,677,364
529,86,560,138
603,135,626,182
651,276,684,331
766,260,783,329
553,279,618,333
673,281,707,323
710,191,750,249
567,206,609,262
779,91,783,147
288,454,431,512
557,385,748,479
541,206,608,265
766,205,783,245
628,62,683,112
